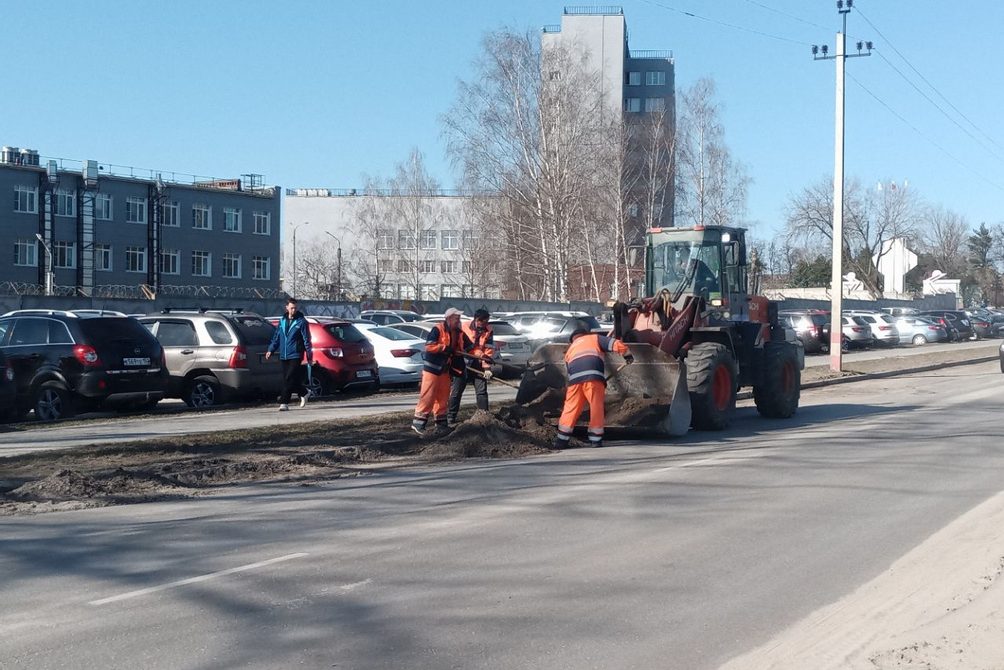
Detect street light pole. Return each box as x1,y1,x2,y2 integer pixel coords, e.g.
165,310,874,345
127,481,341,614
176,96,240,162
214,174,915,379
324,231,342,301
35,233,54,296
291,221,309,297
812,0,872,372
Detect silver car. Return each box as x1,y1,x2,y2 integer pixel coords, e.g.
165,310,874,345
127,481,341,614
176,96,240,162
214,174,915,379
895,316,948,345
842,315,874,349
847,311,900,347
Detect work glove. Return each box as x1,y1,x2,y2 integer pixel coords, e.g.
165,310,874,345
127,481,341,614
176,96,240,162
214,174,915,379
623,354,635,365
482,370,493,380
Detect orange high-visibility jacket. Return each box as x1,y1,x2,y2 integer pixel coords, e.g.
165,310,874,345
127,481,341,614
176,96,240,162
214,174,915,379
462,321,494,369
423,322,463,375
564,333,628,386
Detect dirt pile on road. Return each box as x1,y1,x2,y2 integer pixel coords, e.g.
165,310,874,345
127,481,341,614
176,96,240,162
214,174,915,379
420,410,556,459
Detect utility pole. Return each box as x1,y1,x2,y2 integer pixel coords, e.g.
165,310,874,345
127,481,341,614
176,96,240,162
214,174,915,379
813,0,872,372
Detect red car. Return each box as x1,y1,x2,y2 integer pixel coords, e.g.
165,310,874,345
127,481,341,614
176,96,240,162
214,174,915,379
269,317,379,396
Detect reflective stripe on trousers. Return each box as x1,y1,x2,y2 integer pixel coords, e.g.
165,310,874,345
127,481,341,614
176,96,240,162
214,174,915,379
414,370,451,429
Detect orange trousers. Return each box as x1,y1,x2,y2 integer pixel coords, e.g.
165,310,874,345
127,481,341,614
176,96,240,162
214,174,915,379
556,380,605,446
413,371,451,430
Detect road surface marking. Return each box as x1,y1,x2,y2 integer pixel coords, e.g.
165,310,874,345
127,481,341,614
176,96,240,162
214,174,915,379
88,552,309,606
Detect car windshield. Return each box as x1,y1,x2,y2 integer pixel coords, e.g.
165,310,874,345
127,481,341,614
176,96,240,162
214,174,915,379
78,317,155,342
651,240,722,296
489,322,520,336
370,326,418,341
851,316,869,326
325,323,367,343
230,315,276,345
809,314,827,326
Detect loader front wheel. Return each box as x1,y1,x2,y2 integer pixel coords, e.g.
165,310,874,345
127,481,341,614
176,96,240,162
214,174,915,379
753,343,801,419
687,342,737,430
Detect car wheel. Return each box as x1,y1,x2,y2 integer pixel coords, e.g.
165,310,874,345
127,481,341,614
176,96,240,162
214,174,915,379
306,368,328,397
34,382,75,422
912,334,928,345
185,375,223,408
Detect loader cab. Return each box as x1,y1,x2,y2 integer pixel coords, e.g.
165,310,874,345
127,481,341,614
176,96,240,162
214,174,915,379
645,226,749,318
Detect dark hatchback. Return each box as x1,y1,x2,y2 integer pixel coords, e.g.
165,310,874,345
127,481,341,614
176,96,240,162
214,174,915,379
0,310,167,421
918,310,973,341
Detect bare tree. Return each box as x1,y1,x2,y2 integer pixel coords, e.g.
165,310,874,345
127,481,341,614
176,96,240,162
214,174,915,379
918,205,969,277
675,78,750,229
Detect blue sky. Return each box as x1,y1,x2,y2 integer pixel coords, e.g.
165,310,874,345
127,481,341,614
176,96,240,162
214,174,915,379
7,1,1003,240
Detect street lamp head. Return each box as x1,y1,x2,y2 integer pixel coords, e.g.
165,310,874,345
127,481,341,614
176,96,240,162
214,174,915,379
35,233,43,243
821,44,829,55
812,45,819,56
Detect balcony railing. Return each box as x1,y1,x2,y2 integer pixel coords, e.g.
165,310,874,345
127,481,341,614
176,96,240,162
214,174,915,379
629,50,675,60
564,6,623,15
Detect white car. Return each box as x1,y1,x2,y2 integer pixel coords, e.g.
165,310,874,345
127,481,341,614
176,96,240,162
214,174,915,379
390,320,531,376
354,323,425,387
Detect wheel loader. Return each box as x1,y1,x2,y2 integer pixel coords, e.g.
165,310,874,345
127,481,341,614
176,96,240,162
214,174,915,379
515,225,803,435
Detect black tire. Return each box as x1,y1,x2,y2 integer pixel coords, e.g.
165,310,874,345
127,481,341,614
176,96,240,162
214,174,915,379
912,334,927,345
184,375,223,408
753,343,800,419
686,342,737,430
34,381,75,422
305,368,328,398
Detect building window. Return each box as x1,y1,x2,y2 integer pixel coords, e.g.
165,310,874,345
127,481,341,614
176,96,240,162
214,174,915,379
419,284,438,300
160,249,180,275
95,244,112,271
461,230,475,249
441,230,459,250
399,284,415,299
126,197,147,224
462,260,472,275
95,193,113,221
14,185,38,214
252,256,271,280
55,190,76,217
398,229,417,250
192,204,211,230
53,241,76,269
441,284,462,298
253,211,270,235
627,71,641,86
419,259,436,273
125,246,146,273
223,207,241,233
222,253,241,278
396,259,412,273
191,250,211,277
441,260,458,274
644,98,666,113
14,239,37,266
378,259,394,272
161,201,180,227
645,71,666,86
625,98,641,113
377,229,394,249
420,230,437,250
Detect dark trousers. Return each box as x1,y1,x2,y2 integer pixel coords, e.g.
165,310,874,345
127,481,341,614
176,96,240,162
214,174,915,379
448,369,489,423
280,358,305,404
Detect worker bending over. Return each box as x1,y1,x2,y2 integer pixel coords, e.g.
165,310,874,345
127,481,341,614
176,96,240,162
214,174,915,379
412,308,465,435
554,322,633,449
447,308,494,426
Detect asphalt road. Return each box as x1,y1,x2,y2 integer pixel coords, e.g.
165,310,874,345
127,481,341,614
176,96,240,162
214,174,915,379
1,360,1002,669
0,338,996,457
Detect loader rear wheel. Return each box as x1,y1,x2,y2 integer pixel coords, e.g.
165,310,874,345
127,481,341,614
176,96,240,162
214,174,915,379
687,342,737,430
753,343,801,419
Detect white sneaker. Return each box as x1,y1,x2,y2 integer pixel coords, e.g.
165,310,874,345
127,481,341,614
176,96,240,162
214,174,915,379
299,390,311,408
278,403,289,411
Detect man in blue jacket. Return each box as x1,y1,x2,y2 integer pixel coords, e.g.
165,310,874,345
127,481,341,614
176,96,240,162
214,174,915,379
266,297,313,411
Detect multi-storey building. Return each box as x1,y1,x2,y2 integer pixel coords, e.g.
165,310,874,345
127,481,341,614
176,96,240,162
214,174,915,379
284,189,503,301
0,146,281,297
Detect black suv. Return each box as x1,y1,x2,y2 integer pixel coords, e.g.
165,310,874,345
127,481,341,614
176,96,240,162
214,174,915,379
0,310,168,421
779,310,829,354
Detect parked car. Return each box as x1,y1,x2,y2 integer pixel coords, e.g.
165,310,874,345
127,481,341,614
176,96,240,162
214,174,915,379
894,316,948,345
0,309,168,421
390,319,532,377
882,307,920,318
841,315,874,349
965,310,994,339
0,351,18,420
359,310,424,325
268,317,379,396
918,310,974,341
354,323,425,387
1000,341,1004,374
138,309,282,408
510,313,605,348
779,310,829,354
846,311,900,347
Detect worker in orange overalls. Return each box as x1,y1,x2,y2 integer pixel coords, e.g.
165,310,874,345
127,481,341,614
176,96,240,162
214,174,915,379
554,322,633,449
412,308,465,435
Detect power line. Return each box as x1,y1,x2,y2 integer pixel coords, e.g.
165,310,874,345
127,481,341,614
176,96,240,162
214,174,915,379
855,7,1004,160
741,0,830,32
847,71,1004,193
636,0,811,46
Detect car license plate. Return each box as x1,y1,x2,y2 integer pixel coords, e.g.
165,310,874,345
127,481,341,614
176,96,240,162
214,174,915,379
123,357,150,366
356,370,372,379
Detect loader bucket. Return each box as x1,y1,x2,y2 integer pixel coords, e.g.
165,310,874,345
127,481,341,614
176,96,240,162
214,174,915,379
514,343,691,436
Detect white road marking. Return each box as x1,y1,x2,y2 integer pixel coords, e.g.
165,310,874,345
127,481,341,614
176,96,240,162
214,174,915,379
88,552,309,606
